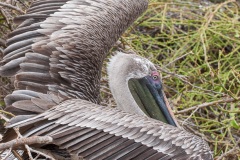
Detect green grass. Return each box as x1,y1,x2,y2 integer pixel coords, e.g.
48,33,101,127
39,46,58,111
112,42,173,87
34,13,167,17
118,0,240,159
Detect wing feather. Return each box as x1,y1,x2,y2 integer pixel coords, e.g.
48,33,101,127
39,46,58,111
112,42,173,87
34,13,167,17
1,0,148,116
6,99,213,160
1,0,213,159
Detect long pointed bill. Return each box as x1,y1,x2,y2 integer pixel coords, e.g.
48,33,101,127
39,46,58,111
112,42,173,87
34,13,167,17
128,77,179,127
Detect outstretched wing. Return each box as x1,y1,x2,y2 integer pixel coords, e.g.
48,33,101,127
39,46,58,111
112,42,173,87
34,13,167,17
7,99,213,160
0,0,148,115
0,1,213,159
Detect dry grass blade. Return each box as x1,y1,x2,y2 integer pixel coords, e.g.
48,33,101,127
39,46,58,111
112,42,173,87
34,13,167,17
0,2,24,14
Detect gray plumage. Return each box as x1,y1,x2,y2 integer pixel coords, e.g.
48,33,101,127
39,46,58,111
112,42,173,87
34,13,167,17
1,0,147,106
0,0,213,159
7,99,212,160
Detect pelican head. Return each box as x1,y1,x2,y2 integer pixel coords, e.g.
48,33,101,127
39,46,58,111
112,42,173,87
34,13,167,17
108,52,179,127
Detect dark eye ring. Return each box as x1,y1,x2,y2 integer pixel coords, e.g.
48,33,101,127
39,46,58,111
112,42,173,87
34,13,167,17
152,75,158,80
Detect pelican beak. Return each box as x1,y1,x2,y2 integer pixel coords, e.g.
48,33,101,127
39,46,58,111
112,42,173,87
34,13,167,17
128,76,179,127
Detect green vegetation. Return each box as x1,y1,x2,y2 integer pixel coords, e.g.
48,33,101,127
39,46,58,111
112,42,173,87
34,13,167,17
119,0,240,159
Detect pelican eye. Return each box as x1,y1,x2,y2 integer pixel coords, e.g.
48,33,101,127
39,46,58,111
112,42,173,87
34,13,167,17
152,75,158,80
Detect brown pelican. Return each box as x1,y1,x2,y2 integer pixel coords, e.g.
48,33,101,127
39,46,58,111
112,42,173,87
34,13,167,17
0,0,213,159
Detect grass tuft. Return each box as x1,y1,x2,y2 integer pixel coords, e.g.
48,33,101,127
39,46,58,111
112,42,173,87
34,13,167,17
120,0,240,159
